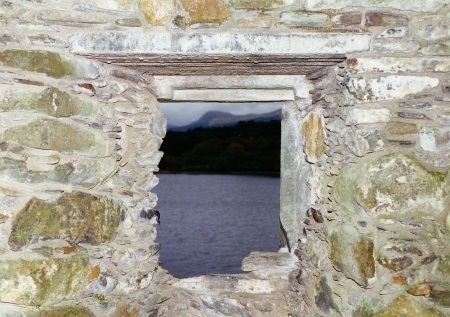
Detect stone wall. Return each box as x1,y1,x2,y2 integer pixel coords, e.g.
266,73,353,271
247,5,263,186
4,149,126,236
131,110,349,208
0,0,450,316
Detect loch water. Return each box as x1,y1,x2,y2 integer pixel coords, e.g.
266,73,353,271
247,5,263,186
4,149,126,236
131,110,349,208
154,174,280,278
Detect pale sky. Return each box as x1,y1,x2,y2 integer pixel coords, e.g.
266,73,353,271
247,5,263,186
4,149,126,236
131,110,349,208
160,102,283,127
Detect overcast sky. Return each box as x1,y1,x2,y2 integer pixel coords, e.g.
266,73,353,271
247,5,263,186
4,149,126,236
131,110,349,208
160,102,283,127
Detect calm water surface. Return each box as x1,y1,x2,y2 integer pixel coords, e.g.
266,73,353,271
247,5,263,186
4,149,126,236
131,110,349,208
154,174,280,278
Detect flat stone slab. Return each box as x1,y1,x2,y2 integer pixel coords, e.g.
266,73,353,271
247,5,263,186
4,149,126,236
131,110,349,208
69,31,372,55
173,275,275,294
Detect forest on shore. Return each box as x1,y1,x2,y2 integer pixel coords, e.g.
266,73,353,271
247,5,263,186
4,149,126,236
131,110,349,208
159,120,281,174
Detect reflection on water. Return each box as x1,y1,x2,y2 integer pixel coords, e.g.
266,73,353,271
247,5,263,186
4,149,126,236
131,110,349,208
154,174,280,278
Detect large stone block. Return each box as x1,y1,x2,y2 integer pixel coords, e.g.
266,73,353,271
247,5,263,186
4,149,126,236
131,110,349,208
0,249,89,306
0,85,96,118
8,192,126,250
180,0,231,23
326,224,375,287
346,76,439,102
97,0,134,11
420,127,450,152
140,0,175,25
371,295,444,317
280,12,328,27
3,118,114,157
302,112,326,163
304,0,446,12
332,153,448,216
0,50,100,79
229,0,295,9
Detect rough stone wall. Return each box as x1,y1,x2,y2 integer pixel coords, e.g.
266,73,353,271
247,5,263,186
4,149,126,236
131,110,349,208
0,0,450,316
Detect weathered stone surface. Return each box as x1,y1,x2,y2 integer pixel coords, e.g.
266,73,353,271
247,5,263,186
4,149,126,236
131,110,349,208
140,0,175,25
345,108,391,125
418,25,450,41
366,13,408,26
27,34,66,47
326,224,375,287
229,0,295,9
378,256,413,271
233,15,273,28
346,76,439,102
9,192,126,250
0,50,99,79
420,42,450,56
344,128,385,156
37,10,106,25
302,112,325,163
3,118,114,157
18,307,95,317
408,284,431,296
420,127,450,152
0,86,96,118
280,12,328,27
0,249,89,305
0,156,114,188
253,301,274,312
386,122,417,134
315,277,339,315
399,101,432,109
97,0,134,11
199,295,251,317
373,41,420,53
180,0,231,23
70,32,372,55
346,57,450,73
398,111,431,120
115,18,142,27
376,27,408,38
119,269,153,293
333,13,361,25
372,295,444,317
304,0,446,12
241,252,295,271
332,153,448,216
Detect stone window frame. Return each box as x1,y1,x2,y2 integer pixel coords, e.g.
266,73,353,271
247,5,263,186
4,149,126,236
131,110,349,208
150,74,328,253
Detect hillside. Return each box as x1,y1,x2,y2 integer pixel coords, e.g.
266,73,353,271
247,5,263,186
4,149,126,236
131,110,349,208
159,120,281,174
169,109,282,132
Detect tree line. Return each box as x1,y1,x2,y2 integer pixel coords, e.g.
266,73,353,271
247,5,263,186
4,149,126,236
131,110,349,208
159,120,281,174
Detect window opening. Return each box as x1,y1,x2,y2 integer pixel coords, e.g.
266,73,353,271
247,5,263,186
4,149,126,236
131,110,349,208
154,102,282,278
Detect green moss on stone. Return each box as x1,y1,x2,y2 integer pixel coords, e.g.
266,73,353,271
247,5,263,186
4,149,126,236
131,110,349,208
9,192,126,250
0,50,77,78
332,153,448,216
1,87,96,118
371,295,444,317
0,248,89,306
36,307,95,317
327,224,375,287
3,118,114,157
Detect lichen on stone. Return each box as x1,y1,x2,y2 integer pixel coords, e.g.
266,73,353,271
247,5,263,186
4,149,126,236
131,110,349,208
332,153,448,216
0,248,89,306
8,191,127,250
0,86,96,118
3,118,114,157
0,50,76,78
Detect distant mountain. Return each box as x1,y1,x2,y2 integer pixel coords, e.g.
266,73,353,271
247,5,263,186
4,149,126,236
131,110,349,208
169,108,282,131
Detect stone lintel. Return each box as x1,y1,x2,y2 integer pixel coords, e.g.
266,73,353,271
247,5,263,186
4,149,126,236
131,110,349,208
172,88,295,102
69,31,370,75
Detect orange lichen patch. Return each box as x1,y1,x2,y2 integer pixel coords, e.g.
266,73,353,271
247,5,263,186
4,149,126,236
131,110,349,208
0,214,9,224
391,275,408,285
88,265,100,281
180,0,231,23
408,284,431,296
